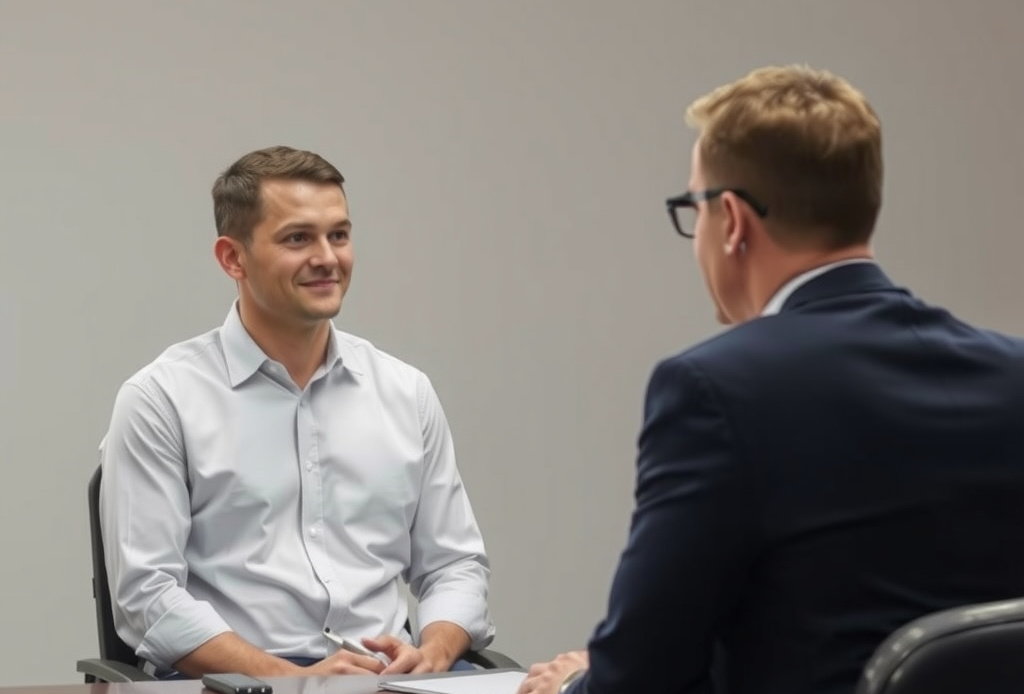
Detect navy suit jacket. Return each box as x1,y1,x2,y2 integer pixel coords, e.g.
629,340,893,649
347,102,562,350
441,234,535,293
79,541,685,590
572,264,1024,694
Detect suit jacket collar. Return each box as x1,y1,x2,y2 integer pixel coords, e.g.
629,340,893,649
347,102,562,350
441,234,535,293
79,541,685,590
781,262,902,313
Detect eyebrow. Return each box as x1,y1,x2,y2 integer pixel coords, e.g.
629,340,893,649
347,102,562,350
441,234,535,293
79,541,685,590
274,220,352,237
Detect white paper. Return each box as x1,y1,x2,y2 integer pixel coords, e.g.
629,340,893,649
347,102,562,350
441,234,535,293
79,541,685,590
379,670,527,694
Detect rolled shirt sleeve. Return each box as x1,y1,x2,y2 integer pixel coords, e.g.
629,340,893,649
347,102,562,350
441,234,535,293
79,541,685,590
407,373,495,650
100,380,231,669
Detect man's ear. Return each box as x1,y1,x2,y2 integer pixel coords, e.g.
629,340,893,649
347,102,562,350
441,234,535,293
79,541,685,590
214,236,247,280
720,192,748,257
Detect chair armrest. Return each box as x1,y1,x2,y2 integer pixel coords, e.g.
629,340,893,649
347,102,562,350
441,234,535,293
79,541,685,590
76,658,156,682
464,647,521,669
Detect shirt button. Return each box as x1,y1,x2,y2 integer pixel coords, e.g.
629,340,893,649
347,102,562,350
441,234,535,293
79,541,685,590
305,461,314,471
310,527,319,538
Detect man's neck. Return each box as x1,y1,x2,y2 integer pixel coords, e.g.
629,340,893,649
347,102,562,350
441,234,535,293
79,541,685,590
237,303,331,390
747,244,874,319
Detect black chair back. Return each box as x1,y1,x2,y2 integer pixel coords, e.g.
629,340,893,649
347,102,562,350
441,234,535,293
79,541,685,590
88,465,140,667
857,598,1024,694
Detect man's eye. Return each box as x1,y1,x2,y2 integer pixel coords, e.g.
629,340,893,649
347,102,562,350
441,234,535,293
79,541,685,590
287,233,306,243
330,230,350,241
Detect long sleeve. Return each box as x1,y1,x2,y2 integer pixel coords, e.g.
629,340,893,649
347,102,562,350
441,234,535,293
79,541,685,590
572,356,757,694
100,380,231,669
407,372,495,650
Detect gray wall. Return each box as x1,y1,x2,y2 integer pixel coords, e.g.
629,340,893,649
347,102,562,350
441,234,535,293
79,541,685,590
1,0,1022,684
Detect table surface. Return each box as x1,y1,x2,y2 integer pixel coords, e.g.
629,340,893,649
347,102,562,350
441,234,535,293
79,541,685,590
3,669,526,694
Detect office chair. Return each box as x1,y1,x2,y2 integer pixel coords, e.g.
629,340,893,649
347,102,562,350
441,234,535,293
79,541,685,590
76,466,154,682
856,597,1024,694
78,466,518,682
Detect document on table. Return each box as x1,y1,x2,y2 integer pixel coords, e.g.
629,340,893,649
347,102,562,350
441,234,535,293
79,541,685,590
378,670,527,694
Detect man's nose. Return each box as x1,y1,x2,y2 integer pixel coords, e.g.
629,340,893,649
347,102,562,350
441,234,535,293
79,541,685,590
309,237,338,268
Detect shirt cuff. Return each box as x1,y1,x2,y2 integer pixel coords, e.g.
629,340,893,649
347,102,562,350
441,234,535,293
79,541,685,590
561,669,588,694
136,598,232,669
417,591,495,651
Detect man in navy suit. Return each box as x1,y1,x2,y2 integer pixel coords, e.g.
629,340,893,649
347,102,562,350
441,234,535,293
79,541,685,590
517,65,1024,694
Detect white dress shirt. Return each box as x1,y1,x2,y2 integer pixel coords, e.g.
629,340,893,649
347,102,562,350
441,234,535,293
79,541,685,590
99,304,494,670
760,259,875,316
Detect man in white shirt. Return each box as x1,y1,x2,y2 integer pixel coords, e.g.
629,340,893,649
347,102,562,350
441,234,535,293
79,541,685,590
100,146,493,678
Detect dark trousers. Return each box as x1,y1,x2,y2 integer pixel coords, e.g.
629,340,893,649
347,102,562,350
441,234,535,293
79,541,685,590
158,656,476,680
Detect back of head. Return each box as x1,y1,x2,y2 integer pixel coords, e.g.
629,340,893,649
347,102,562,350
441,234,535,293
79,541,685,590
212,145,346,243
687,65,882,249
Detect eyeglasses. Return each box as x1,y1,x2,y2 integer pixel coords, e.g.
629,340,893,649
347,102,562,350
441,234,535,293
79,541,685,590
665,188,768,238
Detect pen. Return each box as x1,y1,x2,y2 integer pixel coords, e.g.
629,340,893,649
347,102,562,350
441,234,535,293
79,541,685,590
323,627,392,666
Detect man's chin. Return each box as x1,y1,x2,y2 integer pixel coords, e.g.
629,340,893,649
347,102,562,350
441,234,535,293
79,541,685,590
303,301,343,322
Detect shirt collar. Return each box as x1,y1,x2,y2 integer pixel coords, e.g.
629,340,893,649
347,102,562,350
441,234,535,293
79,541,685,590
760,258,875,317
221,302,356,388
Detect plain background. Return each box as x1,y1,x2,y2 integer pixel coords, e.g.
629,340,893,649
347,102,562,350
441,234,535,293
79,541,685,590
1,0,1023,685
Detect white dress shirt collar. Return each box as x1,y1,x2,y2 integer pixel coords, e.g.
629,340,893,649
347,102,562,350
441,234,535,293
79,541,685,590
221,302,358,387
760,259,875,317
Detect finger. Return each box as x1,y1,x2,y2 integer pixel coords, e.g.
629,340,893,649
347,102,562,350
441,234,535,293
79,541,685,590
362,634,401,653
383,644,424,675
319,651,372,675
364,641,403,662
382,651,419,675
314,659,378,676
359,654,387,674
330,651,386,674
415,653,452,674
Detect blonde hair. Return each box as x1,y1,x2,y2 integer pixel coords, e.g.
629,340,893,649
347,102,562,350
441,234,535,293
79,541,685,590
686,65,882,247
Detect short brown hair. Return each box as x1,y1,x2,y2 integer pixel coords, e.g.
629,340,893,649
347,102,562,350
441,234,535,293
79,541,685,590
686,65,882,248
212,146,346,242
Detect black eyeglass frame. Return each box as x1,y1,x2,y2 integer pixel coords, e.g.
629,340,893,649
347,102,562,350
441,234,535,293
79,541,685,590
665,188,769,238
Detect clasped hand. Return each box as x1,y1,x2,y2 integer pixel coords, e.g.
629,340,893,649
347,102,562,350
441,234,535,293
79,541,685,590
516,651,589,694
305,634,450,676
